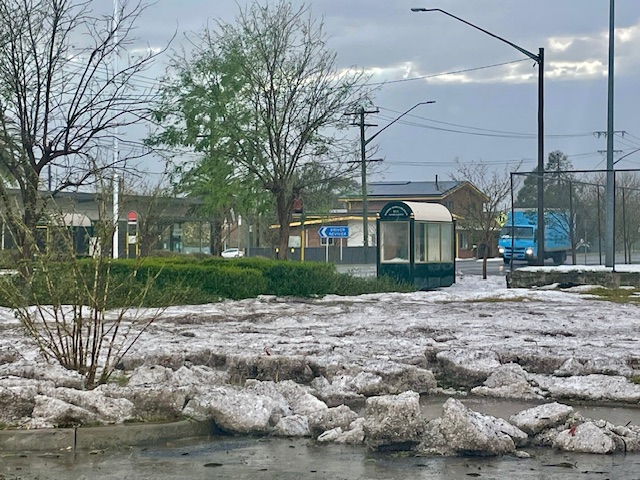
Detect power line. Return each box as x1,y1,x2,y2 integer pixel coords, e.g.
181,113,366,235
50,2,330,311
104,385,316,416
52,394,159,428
361,58,529,87
375,108,595,140
371,112,591,140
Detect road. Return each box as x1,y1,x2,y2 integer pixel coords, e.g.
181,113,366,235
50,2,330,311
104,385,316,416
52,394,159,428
336,253,640,278
335,259,508,278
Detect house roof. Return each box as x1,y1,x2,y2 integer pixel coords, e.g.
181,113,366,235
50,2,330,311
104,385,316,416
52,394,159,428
341,180,463,201
367,180,461,197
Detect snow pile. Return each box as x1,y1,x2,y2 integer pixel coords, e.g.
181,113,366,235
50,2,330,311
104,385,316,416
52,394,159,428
0,274,639,456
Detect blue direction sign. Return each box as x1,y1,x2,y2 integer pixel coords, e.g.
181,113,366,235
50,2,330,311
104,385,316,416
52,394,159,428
318,226,349,238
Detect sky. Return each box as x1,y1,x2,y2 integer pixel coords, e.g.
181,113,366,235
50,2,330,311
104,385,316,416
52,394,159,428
115,0,640,184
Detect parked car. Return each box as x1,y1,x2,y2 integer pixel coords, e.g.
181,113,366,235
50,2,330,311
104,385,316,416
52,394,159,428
221,248,244,258
576,239,591,252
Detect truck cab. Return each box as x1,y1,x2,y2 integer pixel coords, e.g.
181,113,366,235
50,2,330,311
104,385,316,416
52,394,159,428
498,209,570,266
498,225,537,263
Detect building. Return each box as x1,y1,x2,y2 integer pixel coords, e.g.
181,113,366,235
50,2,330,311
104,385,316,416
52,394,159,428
288,179,491,260
0,188,207,256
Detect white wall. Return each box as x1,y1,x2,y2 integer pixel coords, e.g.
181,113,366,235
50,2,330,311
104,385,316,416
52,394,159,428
347,220,376,247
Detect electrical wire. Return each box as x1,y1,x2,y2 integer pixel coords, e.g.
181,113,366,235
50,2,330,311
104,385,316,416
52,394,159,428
360,59,529,87
374,108,597,140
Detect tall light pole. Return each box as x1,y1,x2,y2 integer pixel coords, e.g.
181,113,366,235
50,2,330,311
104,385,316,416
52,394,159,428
351,101,435,263
605,0,616,267
112,0,120,259
411,7,546,265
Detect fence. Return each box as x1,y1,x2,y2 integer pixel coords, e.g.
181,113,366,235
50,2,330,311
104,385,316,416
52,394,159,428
510,168,640,265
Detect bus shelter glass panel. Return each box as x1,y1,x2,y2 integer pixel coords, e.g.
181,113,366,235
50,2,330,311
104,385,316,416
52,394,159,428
441,223,453,262
380,221,409,263
415,223,427,263
427,223,441,262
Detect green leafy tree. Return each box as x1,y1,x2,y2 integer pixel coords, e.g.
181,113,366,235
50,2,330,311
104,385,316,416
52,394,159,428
148,0,371,259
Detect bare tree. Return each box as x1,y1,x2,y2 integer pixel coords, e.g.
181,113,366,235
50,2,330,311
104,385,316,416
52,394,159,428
613,172,640,263
451,160,521,279
0,0,165,261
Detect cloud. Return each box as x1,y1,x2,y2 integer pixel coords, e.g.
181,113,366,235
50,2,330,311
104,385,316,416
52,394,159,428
549,37,575,53
547,60,606,79
616,24,639,43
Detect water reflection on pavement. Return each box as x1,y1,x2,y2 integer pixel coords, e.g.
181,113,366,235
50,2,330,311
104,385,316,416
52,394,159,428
3,436,640,480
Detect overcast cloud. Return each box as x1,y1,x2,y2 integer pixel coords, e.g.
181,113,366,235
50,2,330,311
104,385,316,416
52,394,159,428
114,0,640,183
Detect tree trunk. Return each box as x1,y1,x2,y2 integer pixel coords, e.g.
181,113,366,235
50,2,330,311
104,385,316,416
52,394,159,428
276,190,293,260
209,216,223,256
482,245,488,280
19,173,42,262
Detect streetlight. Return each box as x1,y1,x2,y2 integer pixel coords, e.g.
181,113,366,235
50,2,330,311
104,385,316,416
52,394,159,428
604,0,615,268
411,7,546,265
357,101,435,264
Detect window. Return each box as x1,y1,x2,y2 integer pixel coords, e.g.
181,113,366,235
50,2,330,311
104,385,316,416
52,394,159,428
320,237,335,246
441,223,453,262
380,221,409,263
458,232,469,250
500,226,534,239
427,223,441,262
415,223,427,263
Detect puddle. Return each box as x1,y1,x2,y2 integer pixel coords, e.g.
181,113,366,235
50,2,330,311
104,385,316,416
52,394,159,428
2,396,640,479
2,437,640,480
420,394,640,427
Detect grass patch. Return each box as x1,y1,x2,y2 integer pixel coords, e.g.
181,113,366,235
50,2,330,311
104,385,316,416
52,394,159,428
463,296,530,303
631,376,640,385
582,287,640,304
108,374,129,387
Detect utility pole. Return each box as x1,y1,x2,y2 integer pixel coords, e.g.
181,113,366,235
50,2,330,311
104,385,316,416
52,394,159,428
346,101,435,264
345,106,379,264
596,124,623,267
605,0,616,268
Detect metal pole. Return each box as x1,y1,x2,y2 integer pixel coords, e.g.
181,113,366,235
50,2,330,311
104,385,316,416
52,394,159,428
112,0,119,259
569,180,575,265
410,9,544,266
536,48,545,265
605,0,616,267
622,187,628,263
113,174,119,258
597,185,602,264
359,107,369,264
510,172,515,272
300,214,305,262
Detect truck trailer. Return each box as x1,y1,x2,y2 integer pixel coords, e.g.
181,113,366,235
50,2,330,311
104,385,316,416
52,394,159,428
498,209,571,265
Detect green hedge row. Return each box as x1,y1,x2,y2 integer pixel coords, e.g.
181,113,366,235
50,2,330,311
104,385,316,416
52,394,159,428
0,256,413,307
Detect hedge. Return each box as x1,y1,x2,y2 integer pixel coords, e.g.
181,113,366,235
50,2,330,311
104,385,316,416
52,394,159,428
0,256,413,307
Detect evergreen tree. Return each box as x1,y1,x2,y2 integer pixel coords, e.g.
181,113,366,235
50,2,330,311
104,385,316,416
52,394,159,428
515,151,574,209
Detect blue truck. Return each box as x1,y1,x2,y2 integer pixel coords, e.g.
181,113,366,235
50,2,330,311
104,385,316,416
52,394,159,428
498,209,571,265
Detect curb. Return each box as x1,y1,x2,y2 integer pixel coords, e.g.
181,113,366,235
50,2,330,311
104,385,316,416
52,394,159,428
0,419,213,452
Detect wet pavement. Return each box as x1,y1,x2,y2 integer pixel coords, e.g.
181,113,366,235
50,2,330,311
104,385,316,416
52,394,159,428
3,396,640,480
2,435,640,480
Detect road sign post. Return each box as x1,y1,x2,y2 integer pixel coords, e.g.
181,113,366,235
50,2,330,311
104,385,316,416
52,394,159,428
318,226,349,263
318,226,349,238
126,210,138,258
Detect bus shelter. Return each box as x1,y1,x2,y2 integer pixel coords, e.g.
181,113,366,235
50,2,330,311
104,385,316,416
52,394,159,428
376,201,455,289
